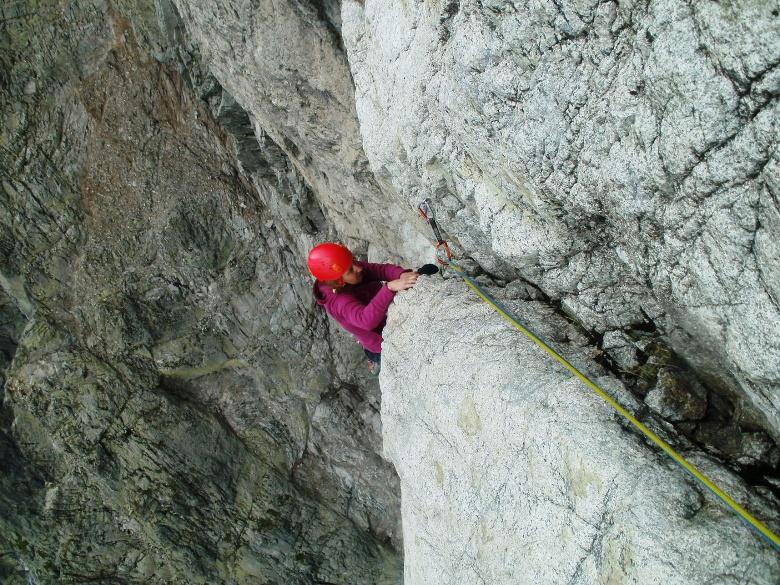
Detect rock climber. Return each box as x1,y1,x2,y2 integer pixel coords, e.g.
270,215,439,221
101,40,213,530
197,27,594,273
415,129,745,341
308,242,435,375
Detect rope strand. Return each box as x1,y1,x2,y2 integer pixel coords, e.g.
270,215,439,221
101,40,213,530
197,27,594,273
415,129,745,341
441,256,780,552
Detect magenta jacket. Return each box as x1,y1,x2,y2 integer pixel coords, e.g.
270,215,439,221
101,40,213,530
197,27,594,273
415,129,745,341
313,260,407,354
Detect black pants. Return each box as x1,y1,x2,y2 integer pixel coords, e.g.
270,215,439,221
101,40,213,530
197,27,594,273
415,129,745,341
364,349,381,365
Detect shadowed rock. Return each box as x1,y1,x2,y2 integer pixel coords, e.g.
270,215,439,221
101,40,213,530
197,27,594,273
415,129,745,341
0,1,401,582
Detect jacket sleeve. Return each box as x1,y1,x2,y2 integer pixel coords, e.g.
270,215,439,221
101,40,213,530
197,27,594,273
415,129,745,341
331,285,396,330
358,261,407,282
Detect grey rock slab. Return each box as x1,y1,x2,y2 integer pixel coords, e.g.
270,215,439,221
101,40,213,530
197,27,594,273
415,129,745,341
602,330,642,371
3,324,402,585
381,278,779,584
341,0,780,439
171,0,432,265
0,2,403,580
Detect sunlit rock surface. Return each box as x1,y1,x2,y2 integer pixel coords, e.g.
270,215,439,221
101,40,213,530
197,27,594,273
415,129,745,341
342,0,780,439
382,278,779,584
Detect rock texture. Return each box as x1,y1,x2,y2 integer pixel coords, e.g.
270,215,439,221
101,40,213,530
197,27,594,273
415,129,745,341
3,0,780,582
1,1,401,582
169,0,431,264
382,277,780,584
341,0,780,439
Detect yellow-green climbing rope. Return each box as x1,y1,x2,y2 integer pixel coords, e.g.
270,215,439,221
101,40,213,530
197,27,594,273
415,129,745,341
443,257,780,553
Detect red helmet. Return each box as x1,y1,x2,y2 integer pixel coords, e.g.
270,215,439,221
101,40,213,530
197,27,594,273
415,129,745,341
307,243,353,281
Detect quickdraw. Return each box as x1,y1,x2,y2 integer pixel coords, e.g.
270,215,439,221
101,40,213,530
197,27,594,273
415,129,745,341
418,198,452,264
416,198,780,553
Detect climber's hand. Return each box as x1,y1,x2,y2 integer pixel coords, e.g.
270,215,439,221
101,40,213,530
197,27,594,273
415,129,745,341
387,271,419,292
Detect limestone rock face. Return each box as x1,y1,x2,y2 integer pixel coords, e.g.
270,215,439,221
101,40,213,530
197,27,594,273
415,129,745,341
381,278,780,584
0,1,401,582
3,0,780,582
341,0,780,438
169,0,431,263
